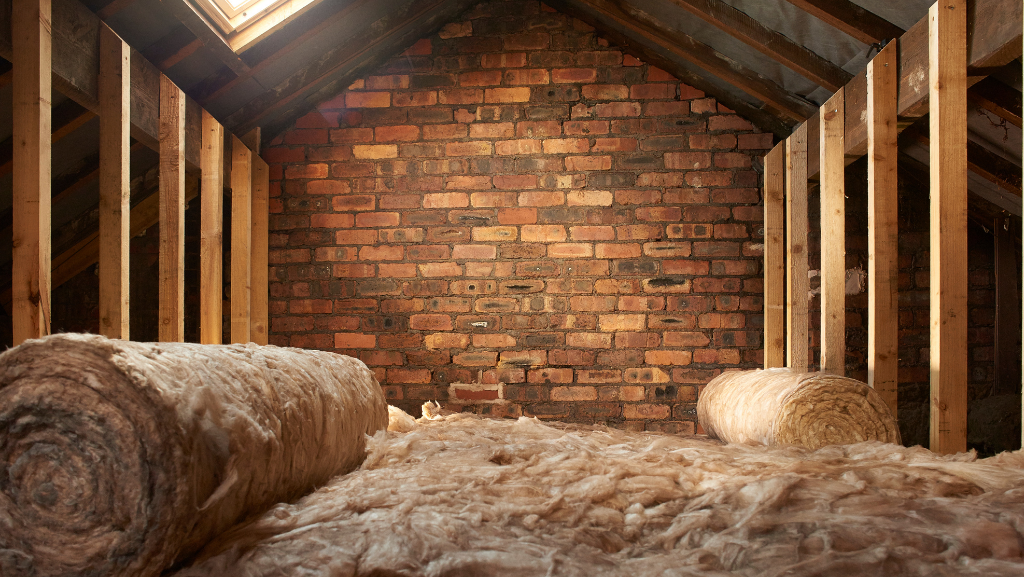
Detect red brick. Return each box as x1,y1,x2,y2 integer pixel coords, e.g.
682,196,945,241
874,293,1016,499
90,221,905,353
452,244,497,259
686,171,733,187
562,156,609,171
522,224,567,242
423,124,468,140
689,134,737,149
394,91,438,107
563,120,608,135
495,139,542,155
459,70,503,86
494,174,537,189
335,230,377,244
485,87,532,103
402,38,432,56
520,191,565,206
332,263,375,277
352,145,398,159
596,243,641,259
420,262,463,277
387,368,432,384
738,133,773,149
375,125,420,142
335,332,376,348
664,151,712,170
570,225,615,241
307,147,352,162
582,84,628,100
595,102,641,117
714,152,751,168
648,66,675,81
285,129,328,145
447,175,491,189
379,263,417,277
637,207,682,221
482,53,527,68
310,214,356,228
592,137,637,152
354,212,400,227
438,89,483,104
542,138,589,154
346,92,390,108
471,191,517,207
410,314,453,331
446,141,493,156
505,69,549,84
285,163,328,179
630,84,676,99
504,33,550,50
552,68,597,83
549,384,595,398
644,101,690,116
565,332,612,348
498,207,537,224
331,195,375,211
516,121,561,138
709,115,754,131
470,122,515,138
263,146,306,163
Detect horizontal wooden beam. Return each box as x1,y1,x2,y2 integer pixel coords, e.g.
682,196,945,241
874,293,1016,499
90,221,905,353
667,0,852,91
0,0,203,168
805,0,1021,178
782,0,904,45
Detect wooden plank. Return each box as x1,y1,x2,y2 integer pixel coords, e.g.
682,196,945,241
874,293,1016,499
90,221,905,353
786,122,809,372
969,77,1022,128
98,24,130,340
230,135,252,344
12,0,51,345
241,127,261,156
866,42,899,416
993,217,1019,395
159,74,186,342
820,88,846,376
929,0,968,455
1021,9,1023,450
0,0,203,168
667,0,851,91
763,143,786,368
250,156,270,345
782,0,904,44
200,110,224,345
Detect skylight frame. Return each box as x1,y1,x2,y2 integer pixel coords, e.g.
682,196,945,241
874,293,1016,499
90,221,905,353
192,0,289,34
188,0,322,53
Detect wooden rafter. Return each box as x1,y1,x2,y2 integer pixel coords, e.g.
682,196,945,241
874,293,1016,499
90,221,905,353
968,76,1022,128
782,0,904,45
667,0,851,91
568,0,816,121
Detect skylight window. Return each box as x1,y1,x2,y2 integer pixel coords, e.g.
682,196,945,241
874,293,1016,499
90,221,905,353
189,0,321,53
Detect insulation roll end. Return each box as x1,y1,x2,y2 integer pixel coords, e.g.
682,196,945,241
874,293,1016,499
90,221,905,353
698,368,900,449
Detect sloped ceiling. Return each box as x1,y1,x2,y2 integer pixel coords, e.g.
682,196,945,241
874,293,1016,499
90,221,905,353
0,0,1020,285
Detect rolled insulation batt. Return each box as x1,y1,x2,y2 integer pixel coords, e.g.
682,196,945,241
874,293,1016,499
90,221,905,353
697,368,900,448
0,333,387,577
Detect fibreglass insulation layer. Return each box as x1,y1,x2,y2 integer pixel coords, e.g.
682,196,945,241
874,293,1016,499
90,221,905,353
698,368,901,449
0,334,388,577
178,409,1024,577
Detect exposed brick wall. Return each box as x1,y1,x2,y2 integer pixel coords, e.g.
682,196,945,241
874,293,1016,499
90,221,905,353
263,0,771,431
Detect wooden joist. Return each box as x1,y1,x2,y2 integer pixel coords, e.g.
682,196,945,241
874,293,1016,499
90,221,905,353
928,0,968,455
866,42,899,417
782,0,904,45
159,74,187,343
0,0,203,169
251,156,270,346
819,88,845,376
98,24,131,340
763,144,786,369
667,0,852,91
200,110,225,345
786,123,809,373
231,136,253,344
11,0,52,345
993,218,1019,395
569,0,816,122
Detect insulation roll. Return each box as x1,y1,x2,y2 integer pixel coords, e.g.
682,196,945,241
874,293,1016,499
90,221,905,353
697,368,900,449
0,333,388,577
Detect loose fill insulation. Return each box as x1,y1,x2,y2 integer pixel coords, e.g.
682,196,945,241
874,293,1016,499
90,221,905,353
697,368,901,448
0,333,388,577
176,408,1024,577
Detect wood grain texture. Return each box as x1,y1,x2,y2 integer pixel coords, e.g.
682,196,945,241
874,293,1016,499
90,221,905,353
667,0,851,91
819,88,845,376
782,0,904,44
928,0,968,455
763,143,786,369
159,74,186,343
866,42,899,416
11,0,51,345
200,111,225,345
250,156,270,346
98,24,131,340
231,135,252,344
785,123,809,372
